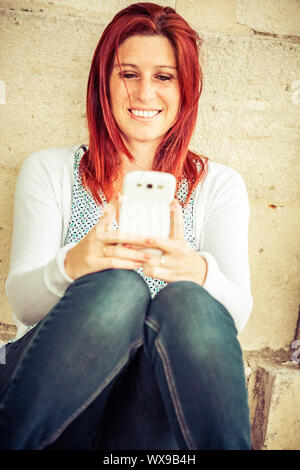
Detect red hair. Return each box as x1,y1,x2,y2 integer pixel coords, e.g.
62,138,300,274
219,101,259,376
80,2,209,208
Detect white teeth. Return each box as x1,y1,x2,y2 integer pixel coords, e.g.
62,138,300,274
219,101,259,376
130,109,160,118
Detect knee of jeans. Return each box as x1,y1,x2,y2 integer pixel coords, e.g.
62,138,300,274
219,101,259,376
73,268,149,300
148,281,235,351
74,269,150,335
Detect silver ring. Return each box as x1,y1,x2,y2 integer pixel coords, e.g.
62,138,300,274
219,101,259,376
160,255,165,266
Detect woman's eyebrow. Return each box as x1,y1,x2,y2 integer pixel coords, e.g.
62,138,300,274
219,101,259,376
114,63,177,69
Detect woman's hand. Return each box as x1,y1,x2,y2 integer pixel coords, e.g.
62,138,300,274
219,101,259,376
64,200,151,280
140,199,208,285
98,199,208,286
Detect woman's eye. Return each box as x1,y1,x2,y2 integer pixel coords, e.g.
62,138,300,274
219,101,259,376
157,75,172,81
121,72,136,79
119,72,174,81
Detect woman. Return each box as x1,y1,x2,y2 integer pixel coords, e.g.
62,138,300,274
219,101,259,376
0,2,253,450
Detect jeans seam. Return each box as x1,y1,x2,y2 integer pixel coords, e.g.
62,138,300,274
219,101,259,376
145,318,160,333
155,337,195,450
37,338,144,450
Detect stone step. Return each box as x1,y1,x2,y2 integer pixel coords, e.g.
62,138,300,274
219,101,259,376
244,348,300,450
0,321,17,344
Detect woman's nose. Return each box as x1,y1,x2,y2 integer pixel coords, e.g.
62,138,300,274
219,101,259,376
134,77,156,102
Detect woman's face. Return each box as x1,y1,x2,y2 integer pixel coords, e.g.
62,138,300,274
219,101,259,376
109,34,181,150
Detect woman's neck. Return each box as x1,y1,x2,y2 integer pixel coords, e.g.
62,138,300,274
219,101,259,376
112,140,159,195
120,139,159,173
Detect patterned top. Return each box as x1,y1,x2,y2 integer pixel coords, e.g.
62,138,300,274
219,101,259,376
64,144,197,299
6,144,253,339
6,144,197,343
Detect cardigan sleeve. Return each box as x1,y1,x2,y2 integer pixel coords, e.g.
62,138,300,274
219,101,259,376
5,150,76,328
197,167,253,333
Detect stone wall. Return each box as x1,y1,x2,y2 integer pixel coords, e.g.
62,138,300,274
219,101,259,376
0,0,299,449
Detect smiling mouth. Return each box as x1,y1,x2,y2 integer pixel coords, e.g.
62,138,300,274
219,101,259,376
128,109,162,118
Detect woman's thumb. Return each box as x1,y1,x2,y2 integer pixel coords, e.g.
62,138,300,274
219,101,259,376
95,203,115,235
103,202,115,218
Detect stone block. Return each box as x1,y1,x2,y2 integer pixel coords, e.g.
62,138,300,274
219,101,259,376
0,2,97,168
239,200,300,351
20,0,176,19
176,0,247,35
236,0,300,37
190,33,300,203
0,322,17,345
245,349,300,449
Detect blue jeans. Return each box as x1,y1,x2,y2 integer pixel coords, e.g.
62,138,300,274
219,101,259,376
0,269,251,450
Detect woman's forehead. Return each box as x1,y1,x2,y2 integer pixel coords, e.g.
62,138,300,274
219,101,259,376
115,35,177,67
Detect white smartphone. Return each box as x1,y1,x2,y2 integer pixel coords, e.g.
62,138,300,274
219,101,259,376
118,170,177,255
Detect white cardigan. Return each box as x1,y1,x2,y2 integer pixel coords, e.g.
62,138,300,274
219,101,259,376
5,145,253,339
